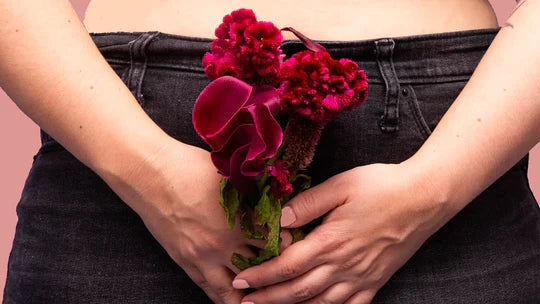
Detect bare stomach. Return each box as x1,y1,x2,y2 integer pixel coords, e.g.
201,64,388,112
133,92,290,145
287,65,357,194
83,0,499,41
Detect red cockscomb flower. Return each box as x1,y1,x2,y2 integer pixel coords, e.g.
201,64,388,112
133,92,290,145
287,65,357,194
267,160,293,199
202,8,284,86
278,50,368,123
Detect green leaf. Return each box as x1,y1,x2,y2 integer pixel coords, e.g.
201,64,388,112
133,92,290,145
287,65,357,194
263,194,282,258
239,208,264,240
253,185,272,226
291,228,303,243
292,174,312,193
231,194,283,271
218,178,240,230
231,253,253,271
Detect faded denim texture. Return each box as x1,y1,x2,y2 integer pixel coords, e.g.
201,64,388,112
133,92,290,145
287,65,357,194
3,27,540,303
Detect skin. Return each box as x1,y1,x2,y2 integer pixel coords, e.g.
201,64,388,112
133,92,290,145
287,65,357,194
0,0,536,304
232,0,540,303
83,0,499,40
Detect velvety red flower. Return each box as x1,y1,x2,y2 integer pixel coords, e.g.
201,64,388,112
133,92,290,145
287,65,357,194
267,160,293,199
278,50,368,123
192,76,283,193
202,8,284,86
215,8,257,43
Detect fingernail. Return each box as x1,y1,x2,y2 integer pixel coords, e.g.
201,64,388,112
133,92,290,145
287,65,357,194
280,206,296,227
241,301,255,304
232,279,250,289
279,230,292,248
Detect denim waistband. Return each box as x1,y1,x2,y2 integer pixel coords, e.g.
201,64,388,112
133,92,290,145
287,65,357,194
89,27,501,84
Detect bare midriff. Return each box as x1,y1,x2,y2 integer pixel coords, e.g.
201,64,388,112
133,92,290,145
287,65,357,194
83,0,499,41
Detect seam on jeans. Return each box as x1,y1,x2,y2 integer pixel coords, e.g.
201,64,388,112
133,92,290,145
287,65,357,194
106,59,206,74
375,38,401,133
125,31,160,107
405,84,432,140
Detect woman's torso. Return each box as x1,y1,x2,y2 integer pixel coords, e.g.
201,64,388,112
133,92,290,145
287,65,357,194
83,0,499,40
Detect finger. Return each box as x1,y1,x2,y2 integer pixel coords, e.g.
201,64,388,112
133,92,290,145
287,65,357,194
199,265,246,304
344,289,377,304
279,228,293,253
299,281,358,304
180,264,222,303
281,174,346,228
244,228,293,252
240,264,336,304
233,237,325,288
245,237,267,249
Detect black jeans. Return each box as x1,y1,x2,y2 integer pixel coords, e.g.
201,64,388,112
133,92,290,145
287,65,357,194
4,27,540,303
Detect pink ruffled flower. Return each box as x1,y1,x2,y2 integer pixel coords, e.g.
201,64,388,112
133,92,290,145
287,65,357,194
278,50,368,123
267,160,293,199
192,76,283,193
202,8,284,86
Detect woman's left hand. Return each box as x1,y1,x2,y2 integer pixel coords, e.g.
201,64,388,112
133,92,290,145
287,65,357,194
232,162,456,304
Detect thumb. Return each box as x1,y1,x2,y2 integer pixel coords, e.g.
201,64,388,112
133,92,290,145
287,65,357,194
280,175,345,228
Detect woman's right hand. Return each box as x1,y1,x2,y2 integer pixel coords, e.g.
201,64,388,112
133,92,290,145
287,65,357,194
105,137,292,304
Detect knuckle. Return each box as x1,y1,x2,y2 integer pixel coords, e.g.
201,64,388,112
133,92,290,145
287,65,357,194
371,270,386,286
336,253,361,272
360,290,377,304
353,258,371,277
179,240,199,260
196,279,211,291
213,283,235,299
279,263,300,279
313,298,340,304
369,266,390,289
201,233,224,251
291,284,317,300
183,235,224,259
314,230,341,252
296,190,316,214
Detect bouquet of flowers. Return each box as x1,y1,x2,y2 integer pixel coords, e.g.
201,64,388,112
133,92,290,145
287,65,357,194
192,8,368,270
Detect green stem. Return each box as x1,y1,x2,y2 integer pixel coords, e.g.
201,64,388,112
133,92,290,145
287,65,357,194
268,131,288,165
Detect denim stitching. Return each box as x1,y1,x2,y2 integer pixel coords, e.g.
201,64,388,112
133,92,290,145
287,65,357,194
405,84,432,140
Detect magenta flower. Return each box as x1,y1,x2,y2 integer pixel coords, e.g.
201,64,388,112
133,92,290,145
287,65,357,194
267,160,293,199
192,76,283,193
202,8,284,86
278,50,368,123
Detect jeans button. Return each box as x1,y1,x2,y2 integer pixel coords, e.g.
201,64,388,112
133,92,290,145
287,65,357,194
402,88,409,96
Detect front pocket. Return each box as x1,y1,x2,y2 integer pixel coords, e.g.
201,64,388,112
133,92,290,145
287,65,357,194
407,80,469,136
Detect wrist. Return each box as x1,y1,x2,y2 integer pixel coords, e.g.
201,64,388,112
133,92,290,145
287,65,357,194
397,155,462,236
89,128,184,214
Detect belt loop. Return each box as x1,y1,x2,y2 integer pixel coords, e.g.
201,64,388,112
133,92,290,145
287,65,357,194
374,38,401,133
40,128,53,145
125,31,160,107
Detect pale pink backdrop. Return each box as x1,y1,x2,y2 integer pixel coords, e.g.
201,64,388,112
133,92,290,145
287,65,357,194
0,0,537,298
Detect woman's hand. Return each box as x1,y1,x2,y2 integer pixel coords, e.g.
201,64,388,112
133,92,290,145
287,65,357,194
104,138,293,304
232,162,455,304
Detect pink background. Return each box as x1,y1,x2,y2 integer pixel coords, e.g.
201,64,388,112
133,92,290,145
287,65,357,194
0,0,538,298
